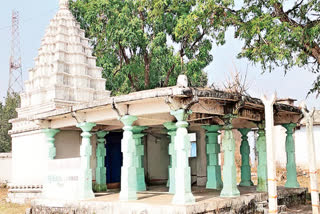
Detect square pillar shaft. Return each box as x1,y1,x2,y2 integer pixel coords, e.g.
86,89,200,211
238,128,253,187
119,115,138,201
77,122,96,200
220,122,240,197
261,94,278,213
171,109,195,204
256,124,268,192
282,123,300,188
302,108,320,213
132,126,148,191
202,125,223,190
163,122,177,193
94,131,108,192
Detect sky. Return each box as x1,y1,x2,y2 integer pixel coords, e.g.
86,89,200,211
0,0,319,108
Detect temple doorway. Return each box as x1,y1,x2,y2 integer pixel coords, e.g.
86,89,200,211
105,132,123,189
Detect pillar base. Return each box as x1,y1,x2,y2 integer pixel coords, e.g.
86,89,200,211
285,181,300,188
93,183,107,192
206,165,223,190
239,166,254,187
256,177,268,192
119,166,137,201
220,189,240,197
220,165,240,197
79,171,95,200
169,168,175,193
119,191,137,201
137,168,146,191
172,192,195,204
239,180,254,187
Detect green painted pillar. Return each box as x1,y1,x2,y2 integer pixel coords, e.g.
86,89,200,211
171,109,195,204
132,126,148,191
77,122,96,199
94,131,108,192
220,116,240,197
238,128,254,187
163,122,177,193
43,129,60,159
256,123,268,192
282,123,300,188
119,115,138,201
202,125,223,190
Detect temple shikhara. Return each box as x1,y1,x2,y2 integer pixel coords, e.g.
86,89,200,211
7,0,319,213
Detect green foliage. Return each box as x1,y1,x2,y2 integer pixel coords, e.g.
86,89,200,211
0,93,20,153
232,0,320,96
70,0,232,95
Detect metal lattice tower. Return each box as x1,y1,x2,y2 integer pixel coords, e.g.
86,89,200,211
8,10,23,94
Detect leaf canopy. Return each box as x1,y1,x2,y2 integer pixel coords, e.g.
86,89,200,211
70,0,232,95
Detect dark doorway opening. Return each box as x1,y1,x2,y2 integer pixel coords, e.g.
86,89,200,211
105,131,123,189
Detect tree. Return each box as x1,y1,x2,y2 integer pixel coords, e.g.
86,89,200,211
231,0,320,96
70,0,230,95
0,93,20,153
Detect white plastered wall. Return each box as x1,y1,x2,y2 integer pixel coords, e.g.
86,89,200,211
54,130,97,181
294,126,320,169
272,125,320,169
0,153,12,183
55,130,81,159
274,125,287,168
11,130,47,185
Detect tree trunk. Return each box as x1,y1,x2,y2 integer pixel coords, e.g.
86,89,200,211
164,64,175,87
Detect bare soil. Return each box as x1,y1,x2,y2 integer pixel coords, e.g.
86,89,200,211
0,188,30,214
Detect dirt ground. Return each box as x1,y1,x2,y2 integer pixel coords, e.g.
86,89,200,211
247,165,320,192
0,188,30,214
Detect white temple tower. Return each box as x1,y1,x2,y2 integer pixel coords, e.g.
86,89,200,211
18,0,110,117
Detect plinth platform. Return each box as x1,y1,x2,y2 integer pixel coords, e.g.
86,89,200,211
29,186,307,214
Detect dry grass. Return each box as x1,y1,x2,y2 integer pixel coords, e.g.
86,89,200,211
0,188,30,214
240,166,320,192
276,167,320,192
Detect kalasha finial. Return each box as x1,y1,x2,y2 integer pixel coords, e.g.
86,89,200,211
59,0,69,7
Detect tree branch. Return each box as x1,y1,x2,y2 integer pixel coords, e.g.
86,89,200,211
190,30,206,50
272,2,320,63
164,64,175,87
118,42,139,90
285,0,303,15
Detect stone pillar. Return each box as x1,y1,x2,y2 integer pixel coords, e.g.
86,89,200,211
171,109,195,204
220,116,240,197
256,123,268,192
238,128,253,187
94,131,108,192
163,122,177,193
119,115,138,201
77,122,96,199
202,125,223,190
43,129,60,159
261,93,278,214
301,107,320,214
132,126,148,191
282,123,300,188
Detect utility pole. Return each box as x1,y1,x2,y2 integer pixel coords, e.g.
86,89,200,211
8,10,23,95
